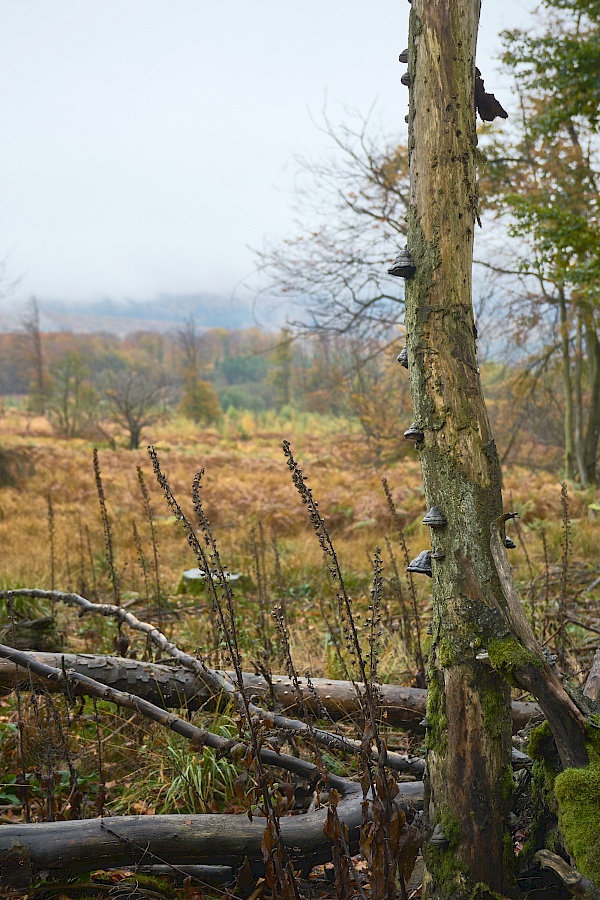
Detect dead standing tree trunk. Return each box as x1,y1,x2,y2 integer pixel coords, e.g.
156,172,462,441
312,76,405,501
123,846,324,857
403,1,591,896
403,2,530,896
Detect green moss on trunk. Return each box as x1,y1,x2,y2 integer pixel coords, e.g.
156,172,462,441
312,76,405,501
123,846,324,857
488,635,541,682
426,669,448,753
554,732,600,883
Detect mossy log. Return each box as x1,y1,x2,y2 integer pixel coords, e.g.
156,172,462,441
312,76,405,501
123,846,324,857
0,616,60,652
0,651,540,731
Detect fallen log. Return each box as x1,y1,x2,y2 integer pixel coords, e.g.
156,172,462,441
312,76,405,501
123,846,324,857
0,590,423,773
0,645,423,776
0,783,424,887
0,643,351,788
0,651,540,732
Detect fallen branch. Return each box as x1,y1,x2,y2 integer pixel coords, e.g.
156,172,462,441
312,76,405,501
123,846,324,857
0,644,418,891
536,850,600,900
0,607,540,734
0,589,422,774
0,647,531,772
490,516,589,770
0,642,347,790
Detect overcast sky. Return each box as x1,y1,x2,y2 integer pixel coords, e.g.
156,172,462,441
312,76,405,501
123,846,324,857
0,1,537,318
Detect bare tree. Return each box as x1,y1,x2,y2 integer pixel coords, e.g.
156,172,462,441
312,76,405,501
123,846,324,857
104,364,167,450
404,0,589,894
253,112,410,341
175,315,202,377
21,297,47,413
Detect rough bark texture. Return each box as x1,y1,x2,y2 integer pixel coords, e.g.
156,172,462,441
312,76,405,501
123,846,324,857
560,288,576,481
405,1,513,895
584,320,600,485
0,652,540,731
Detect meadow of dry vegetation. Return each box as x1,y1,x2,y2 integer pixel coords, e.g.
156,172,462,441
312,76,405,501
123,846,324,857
0,402,598,859
1,404,598,677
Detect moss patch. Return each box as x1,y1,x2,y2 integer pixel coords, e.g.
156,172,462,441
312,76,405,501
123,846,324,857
426,669,448,753
424,808,464,897
480,685,508,739
527,721,553,761
554,760,600,883
500,765,514,802
529,721,600,883
437,637,455,668
487,635,541,682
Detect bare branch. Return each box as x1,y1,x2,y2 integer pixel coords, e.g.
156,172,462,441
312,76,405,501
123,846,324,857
0,588,421,775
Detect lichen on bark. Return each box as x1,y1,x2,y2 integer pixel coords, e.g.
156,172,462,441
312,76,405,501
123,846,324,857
403,0,515,895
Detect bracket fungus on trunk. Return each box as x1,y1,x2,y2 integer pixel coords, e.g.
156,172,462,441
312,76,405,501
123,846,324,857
422,506,448,528
407,550,433,578
388,248,416,278
403,422,424,442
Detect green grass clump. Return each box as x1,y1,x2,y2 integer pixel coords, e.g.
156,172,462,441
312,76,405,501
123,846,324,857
113,703,241,815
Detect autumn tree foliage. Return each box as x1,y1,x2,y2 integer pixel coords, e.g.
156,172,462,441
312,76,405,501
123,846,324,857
480,0,600,484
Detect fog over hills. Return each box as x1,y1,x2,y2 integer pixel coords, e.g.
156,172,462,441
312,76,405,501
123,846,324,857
0,292,285,336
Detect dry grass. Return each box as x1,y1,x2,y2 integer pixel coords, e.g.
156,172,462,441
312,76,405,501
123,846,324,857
0,405,599,683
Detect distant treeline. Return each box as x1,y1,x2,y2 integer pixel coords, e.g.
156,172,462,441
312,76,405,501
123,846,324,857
0,323,574,471
0,322,409,416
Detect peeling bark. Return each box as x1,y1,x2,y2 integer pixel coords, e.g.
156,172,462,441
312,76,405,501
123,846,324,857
0,651,540,732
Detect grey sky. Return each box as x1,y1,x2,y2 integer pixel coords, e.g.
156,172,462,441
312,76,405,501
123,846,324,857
0,1,537,314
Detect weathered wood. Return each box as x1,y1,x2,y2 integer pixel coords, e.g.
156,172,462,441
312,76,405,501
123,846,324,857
0,590,421,774
0,651,540,732
584,648,600,702
0,643,348,789
536,850,600,900
405,1,513,895
490,516,589,770
0,783,424,887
